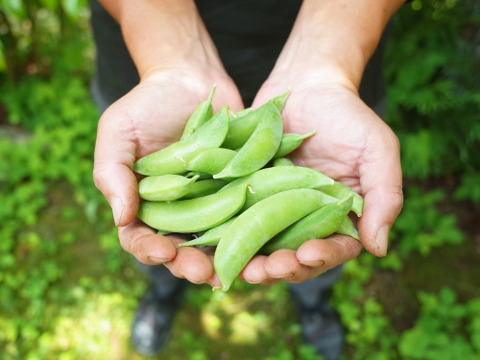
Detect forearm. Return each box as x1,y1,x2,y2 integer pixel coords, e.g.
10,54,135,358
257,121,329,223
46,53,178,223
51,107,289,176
97,0,222,79
273,0,405,91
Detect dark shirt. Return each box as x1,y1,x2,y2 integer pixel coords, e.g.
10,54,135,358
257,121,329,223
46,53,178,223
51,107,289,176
90,0,387,109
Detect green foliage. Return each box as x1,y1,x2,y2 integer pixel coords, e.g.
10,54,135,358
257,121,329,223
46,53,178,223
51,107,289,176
399,288,480,360
385,0,480,179
0,0,92,80
391,187,464,256
454,171,480,203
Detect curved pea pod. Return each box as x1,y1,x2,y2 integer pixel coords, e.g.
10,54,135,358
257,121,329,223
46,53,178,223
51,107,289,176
272,157,295,167
221,166,335,210
222,91,289,150
133,106,230,176
186,148,236,175
137,183,247,233
270,89,290,113
214,188,333,291
179,179,228,199
336,216,360,240
138,174,200,201
181,85,216,140
232,107,252,118
273,131,316,159
185,171,212,180
178,216,237,248
214,102,283,179
222,107,264,150
261,195,354,254
321,181,364,217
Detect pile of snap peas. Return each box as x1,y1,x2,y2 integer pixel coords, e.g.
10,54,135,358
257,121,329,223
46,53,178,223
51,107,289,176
134,86,363,291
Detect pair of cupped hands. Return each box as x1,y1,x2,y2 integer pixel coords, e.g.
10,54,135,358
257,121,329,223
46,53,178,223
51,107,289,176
93,65,403,288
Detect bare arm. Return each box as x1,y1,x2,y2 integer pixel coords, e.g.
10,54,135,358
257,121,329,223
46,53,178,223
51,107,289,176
97,0,224,79
248,0,405,283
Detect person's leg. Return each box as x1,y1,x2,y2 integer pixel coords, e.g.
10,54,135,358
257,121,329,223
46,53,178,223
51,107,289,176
288,266,345,360
131,261,189,355
89,1,189,355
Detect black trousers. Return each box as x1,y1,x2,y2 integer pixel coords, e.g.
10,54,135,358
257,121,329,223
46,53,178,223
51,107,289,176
90,0,388,307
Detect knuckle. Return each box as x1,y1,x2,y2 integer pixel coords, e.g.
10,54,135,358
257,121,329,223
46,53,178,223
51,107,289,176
92,165,108,190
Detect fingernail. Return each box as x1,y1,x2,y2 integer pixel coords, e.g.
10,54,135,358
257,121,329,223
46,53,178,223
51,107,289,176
375,224,390,256
109,196,124,226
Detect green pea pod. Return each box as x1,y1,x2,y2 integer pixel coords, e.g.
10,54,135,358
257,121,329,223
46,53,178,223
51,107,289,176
261,195,354,254
232,107,252,118
220,166,335,210
336,216,360,240
179,179,228,199
320,181,364,217
137,183,247,233
214,101,283,179
133,106,230,176
272,157,295,167
222,91,290,150
185,171,212,180
214,188,333,291
181,85,216,140
273,131,316,159
186,148,236,175
177,216,237,248
138,174,200,201
271,89,291,113
222,107,266,150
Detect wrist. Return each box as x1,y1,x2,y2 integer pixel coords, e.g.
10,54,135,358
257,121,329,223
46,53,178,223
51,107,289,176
109,0,223,80
270,0,403,90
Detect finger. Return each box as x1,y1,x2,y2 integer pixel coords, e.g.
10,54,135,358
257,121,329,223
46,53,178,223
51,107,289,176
93,107,139,227
296,234,363,269
164,246,215,285
239,255,279,285
358,128,403,256
118,219,177,265
264,249,313,283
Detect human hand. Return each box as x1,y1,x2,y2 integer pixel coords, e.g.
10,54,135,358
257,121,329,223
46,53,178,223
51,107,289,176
93,68,243,287
238,70,403,285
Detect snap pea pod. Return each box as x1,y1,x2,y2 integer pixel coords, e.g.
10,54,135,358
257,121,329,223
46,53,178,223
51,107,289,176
177,216,237,248
261,196,353,254
181,85,216,140
137,183,247,233
214,101,283,179
186,148,236,175
133,106,230,176
222,92,289,150
220,166,335,210
214,188,333,291
232,107,252,118
320,181,364,217
138,174,199,201
336,216,360,240
179,179,228,199
272,157,295,167
185,171,212,180
273,131,316,159
270,90,290,113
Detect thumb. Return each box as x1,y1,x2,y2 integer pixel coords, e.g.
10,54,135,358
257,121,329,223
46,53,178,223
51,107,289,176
358,131,403,257
93,113,139,227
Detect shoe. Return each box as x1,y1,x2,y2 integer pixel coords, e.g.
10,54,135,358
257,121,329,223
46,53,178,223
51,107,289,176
130,289,180,356
290,289,345,360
